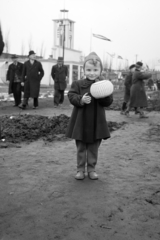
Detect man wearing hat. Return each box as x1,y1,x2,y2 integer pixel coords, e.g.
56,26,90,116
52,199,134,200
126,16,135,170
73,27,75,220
125,61,152,118
51,57,68,107
20,50,44,109
120,64,137,115
6,55,23,106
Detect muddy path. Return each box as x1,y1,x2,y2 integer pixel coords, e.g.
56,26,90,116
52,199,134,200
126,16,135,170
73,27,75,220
0,108,160,240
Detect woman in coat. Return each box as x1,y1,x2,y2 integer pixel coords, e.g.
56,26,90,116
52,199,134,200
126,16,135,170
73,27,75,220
125,62,151,118
20,50,44,109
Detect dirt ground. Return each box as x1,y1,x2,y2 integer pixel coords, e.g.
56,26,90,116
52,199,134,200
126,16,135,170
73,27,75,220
0,100,160,240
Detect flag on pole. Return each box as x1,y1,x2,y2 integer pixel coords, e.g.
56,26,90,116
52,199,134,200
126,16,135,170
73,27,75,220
111,53,115,58
106,52,115,58
93,33,111,41
117,55,123,59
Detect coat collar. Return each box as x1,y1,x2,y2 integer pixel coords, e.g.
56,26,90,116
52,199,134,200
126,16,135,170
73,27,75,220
27,60,38,67
80,78,95,88
55,64,65,72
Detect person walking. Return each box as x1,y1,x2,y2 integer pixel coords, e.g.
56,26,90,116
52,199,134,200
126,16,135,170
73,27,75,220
121,64,136,114
6,55,23,106
20,50,44,109
51,57,68,107
125,62,152,118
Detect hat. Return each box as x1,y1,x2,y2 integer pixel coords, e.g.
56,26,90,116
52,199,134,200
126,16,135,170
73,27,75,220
11,54,18,59
129,64,135,70
28,50,36,57
83,52,103,71
136,61,143,68
57,57,63,61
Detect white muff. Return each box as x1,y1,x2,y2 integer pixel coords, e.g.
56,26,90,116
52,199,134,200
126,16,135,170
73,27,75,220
90,80,114,99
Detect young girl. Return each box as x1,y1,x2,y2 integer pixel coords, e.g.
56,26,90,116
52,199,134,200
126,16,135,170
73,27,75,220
66,52,113,180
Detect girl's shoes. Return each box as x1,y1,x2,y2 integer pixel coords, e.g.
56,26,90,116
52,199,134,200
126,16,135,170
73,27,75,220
75,171,85,180
88,171,98,180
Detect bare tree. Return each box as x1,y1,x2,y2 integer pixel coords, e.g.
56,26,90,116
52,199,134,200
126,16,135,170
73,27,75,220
39,41,46,58
28,35,33,51
4,30,10,53
21,41,25,56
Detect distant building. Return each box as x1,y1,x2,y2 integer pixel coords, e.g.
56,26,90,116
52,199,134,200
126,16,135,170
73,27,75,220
51,17,84,84
154,65,160,71
0,14,85,86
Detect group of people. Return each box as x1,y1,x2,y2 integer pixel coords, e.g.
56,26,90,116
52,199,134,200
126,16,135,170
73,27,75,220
0,26,152,180
6,53,68,109
0,25,68,109
121,62,152,118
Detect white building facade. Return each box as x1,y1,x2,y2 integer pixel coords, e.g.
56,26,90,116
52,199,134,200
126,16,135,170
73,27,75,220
51,17,84,85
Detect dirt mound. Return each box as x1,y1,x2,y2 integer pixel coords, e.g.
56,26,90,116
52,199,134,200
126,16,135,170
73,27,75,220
0,114,126,144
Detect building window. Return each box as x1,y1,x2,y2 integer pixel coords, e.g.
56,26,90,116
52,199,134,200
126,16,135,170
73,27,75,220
66,65,70,84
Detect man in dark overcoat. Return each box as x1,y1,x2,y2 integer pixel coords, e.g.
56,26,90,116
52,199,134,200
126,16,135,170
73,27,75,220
20,50,44,109
51,57,68,107
126,62,151,118
121,64,139,115
6,55,23,106
0,26,4,56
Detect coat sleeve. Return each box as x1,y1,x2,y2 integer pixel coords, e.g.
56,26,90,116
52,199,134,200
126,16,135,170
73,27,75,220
138,72,152,80
0,27,4,56
6,65,11,81
21,63,27,82
19,63,24,81
98,94,113,107
38,62,44,81
68,81,84,107
51,66,55,80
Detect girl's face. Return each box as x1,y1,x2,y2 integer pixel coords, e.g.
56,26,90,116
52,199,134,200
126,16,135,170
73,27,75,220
84,61,101,81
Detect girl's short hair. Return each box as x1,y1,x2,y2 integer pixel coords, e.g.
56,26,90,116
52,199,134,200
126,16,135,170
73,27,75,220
85,59,101,67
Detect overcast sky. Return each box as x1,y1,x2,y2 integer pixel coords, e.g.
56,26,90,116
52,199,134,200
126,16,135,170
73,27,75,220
0,0,160,67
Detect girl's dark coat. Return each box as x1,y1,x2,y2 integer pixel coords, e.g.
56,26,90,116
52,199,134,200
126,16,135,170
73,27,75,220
7,62,23,94
22,60,44,98
129,70,152,107
66,79,113,143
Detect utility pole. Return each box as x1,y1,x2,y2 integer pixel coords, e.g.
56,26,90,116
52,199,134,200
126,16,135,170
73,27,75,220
60,9,68,61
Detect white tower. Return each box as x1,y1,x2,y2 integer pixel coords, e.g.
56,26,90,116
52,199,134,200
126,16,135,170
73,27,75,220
52,9,75,59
